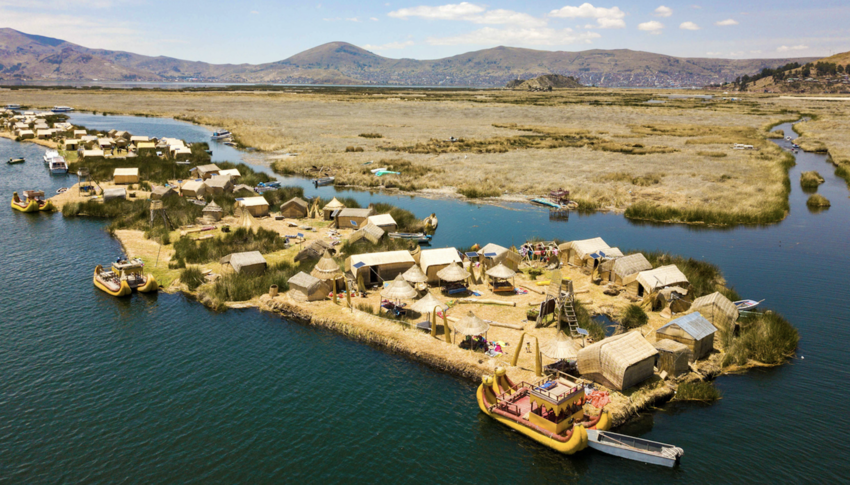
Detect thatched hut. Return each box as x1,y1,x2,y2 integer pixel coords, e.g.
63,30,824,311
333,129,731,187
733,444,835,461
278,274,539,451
559,237,610,268
294,240,334,263
335,207,375,229
453,311,490,337
419,247,462,283
654,339,691,378
150,186,177,200
232,184,256,196
288,271,327,302
322,197,345,220
202,200,223,222
280,197,308,218
656,312,717,361
204,175,234,195
236,196,270,217
436,262,471,285
312,251,345,295
606,253,652,288
367,213,398,233
577,332,657,391
349,221,385,245
218,168,241,180
181,180,206,198
221,251,267,276
189,164,220,180
346,250,416,288
688,292,739,331
402,264,428,285
113,168,139,184
477,243,521,271
633,264,689,298
102,187,126,201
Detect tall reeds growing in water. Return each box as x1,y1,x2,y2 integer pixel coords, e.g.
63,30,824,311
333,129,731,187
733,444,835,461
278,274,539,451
721,311,799,367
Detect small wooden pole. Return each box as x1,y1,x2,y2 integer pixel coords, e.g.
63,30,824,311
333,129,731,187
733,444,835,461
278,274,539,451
534,337,543,376
345,280,352,311
511,332,527,367
443,311,451,344
332,278,338,304
430,310,437,337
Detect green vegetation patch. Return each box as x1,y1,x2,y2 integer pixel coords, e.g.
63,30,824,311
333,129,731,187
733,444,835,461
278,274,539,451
800,171,825,189
721,311,799,367
173,227,287,264
624,201,788,227
359,133,383,138
675,381,722,402
641,251,740,301
204,260,312,308
620,304,648,330
806,194,831,208
180,266,206,290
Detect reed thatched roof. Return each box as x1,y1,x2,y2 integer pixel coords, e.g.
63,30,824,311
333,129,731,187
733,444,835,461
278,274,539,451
636,265,689,293
311,251,343,280
567,237,610,261
478,243,507,257
453,311,490,336
203,200,222,213
402,264,428,283
381,274,418,300
485,263,516,279
436,262,470,282
612,253,652,280
288,271,323,292
322,197,345,210
539,331,577,360
350,221,385,244
410,291,446,313
688,292,738,330
577,332,657,390
659,312,717,341
420,247,462,272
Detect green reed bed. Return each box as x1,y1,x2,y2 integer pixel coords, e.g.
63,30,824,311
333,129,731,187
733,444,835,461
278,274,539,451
721,311,799,367
172,227,287,265
675,381,722,402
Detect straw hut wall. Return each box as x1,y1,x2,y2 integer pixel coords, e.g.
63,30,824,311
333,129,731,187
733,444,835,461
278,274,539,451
322,197,345,220
280,197,308,218
113,168,139,184
688,292,739,331
420,248,463,283
236,196,270,217
654,339,691,378
346,250,415,287
349,221,385,245
150,186,177,200
577,332,657,391
335,208,375,230
202,200,224,222
221,251,267,276
559,237,610,267
656,312,717,361
609,253,652,288
367,213,398,233
288,271,327,302
181,180,206,198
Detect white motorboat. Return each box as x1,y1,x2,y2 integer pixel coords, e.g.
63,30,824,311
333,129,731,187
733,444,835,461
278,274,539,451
211,129,232,140
586,429,684,467
51,106,74,113
44,150,68,174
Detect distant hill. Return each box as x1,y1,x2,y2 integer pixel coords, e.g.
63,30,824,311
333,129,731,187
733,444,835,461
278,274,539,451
0,29,817,88
744,50,850,94
506,74,582,90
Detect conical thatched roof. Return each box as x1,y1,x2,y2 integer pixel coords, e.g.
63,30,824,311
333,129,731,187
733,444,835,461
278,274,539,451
402,264,428,283
453,311,490,336
485,262,516,279
436,262,471,282
323,197,345,210
410,291,446,314
540,331,577,360
311,250,343,280
381,274,418,300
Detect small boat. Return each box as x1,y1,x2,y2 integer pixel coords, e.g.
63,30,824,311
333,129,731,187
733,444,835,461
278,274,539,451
56,187,68,194
258,181,281,189
389,232,432,241
374,170,400,177
211,129,232,140
175,161,191,165
93,260,158,297
11,191,54,212
477,368,612,455
7,157,25,164
586,429,684,467
5,104,21,110
734,299,763,312
51,106,74,113
223,141,236,147
313,176,335,187
531,198,561,208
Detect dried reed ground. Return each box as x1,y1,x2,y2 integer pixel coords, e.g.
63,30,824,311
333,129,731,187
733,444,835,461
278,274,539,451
6,88,843,222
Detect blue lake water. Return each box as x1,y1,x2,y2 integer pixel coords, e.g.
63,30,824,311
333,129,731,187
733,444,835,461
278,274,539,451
1,114,848,482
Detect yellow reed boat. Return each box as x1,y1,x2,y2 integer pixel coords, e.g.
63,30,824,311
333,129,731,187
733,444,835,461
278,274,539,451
94,260,158,297
11,191,55,212
477,367,610,455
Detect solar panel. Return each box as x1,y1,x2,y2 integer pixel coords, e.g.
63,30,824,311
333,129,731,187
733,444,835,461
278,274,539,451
576,328,589,336
465,252,479,258
297,233,304,238
352,262,365,269
484,252,498,257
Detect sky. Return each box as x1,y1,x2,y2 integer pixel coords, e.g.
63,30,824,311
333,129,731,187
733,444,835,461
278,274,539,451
1,0,846,64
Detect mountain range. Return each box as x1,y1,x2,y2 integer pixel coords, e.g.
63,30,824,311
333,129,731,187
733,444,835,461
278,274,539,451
0,28,817,88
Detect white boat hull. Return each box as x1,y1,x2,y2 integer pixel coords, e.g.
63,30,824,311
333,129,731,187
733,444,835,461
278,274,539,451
586,429,683,467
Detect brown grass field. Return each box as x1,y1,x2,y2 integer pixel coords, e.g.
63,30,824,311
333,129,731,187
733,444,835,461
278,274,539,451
3,87,848,223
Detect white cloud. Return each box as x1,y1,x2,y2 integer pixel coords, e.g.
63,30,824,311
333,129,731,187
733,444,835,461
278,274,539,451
370,17,379,21
777,45,808,52
654,6,672,17
638,20,663,34
389,2,485,20
715,19,738,26
250,10,259,14
691,5,702,9
750,50,762,54
388,3,545,27
346,17,360,22
428,26,600,46
679,21,699,30
729,51,745,57
0,8,144,51
549,3,626,28
705,51,721,56
363,40,414,51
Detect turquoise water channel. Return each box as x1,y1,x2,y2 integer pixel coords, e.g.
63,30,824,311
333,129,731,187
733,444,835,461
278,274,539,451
1,114,848,482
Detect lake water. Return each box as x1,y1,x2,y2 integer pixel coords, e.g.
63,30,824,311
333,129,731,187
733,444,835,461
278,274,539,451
1,115,848,482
